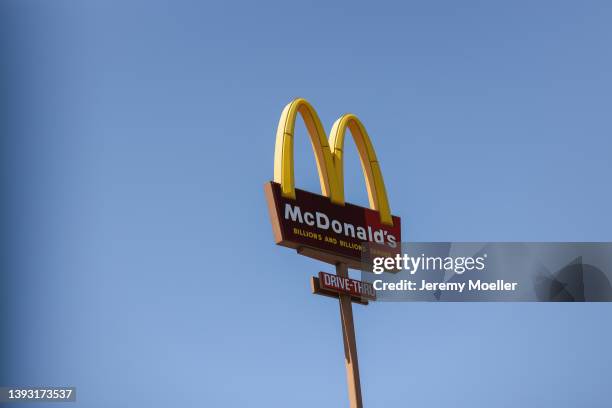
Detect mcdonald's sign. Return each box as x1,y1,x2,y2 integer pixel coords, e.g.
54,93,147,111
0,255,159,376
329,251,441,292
265,98,401,269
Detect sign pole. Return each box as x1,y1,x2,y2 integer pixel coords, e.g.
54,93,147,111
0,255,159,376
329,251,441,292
336,262,363,408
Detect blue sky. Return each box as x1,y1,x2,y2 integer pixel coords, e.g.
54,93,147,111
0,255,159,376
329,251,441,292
2,1,612,407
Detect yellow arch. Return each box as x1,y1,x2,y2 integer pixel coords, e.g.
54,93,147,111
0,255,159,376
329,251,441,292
329,114,393,226
274,98,393,226
274,98,341,203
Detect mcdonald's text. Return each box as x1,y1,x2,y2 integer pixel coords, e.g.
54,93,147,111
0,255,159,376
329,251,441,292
265,181,401,268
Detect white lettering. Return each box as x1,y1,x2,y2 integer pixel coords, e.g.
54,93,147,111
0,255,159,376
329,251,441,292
284,203,303,223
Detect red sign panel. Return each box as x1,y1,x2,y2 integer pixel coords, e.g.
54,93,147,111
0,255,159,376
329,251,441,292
265,181,401,269
318,271,376,301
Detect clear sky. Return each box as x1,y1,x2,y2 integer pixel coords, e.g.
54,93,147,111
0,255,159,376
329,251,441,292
2,1,611,407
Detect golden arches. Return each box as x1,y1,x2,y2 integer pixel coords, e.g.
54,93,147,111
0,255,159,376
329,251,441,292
329,114,392,226
273,99,341,203
273,98,393,226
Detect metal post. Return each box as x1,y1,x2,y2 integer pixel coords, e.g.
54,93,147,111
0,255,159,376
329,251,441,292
336,262,363,408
